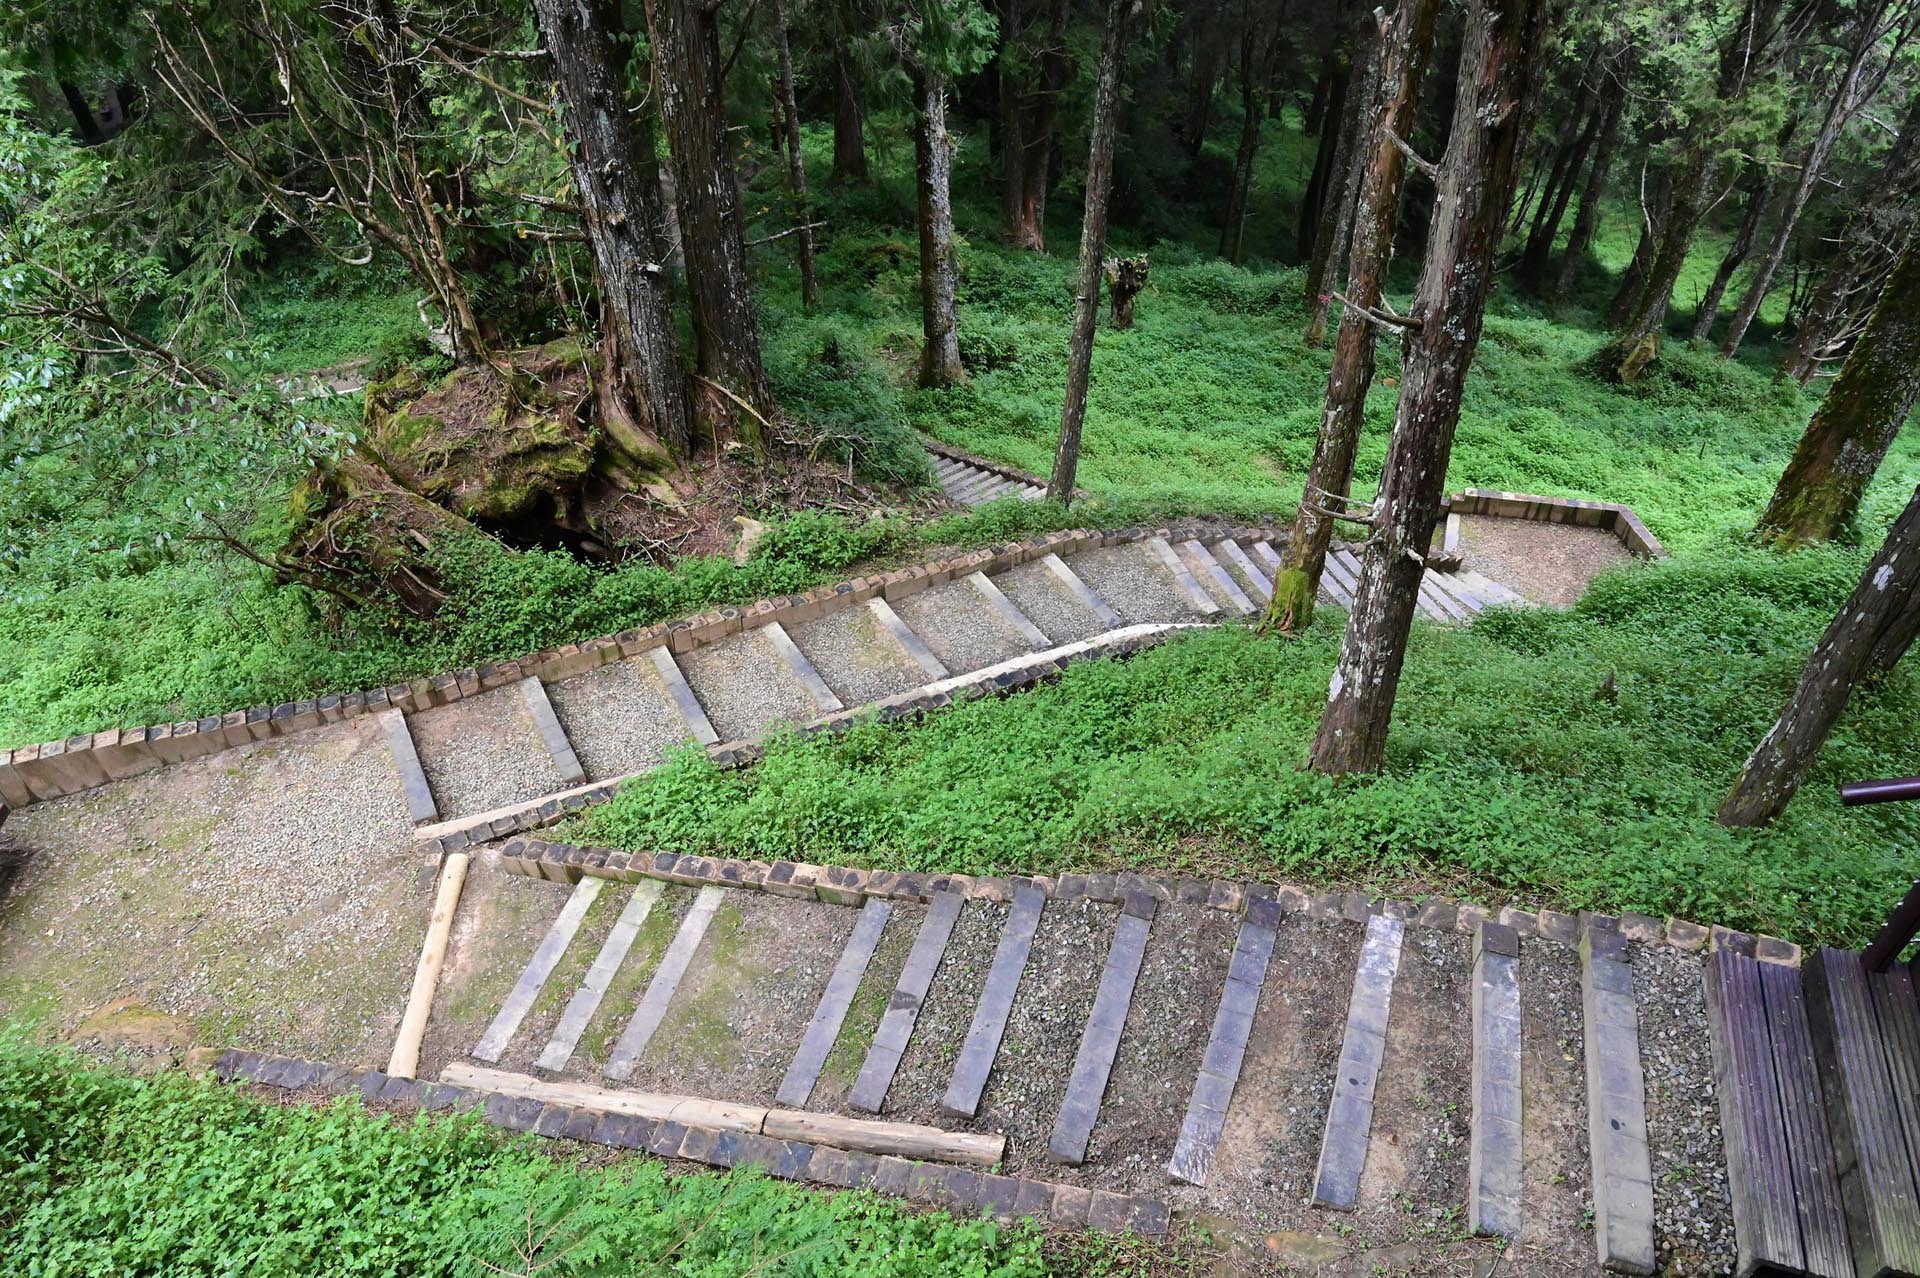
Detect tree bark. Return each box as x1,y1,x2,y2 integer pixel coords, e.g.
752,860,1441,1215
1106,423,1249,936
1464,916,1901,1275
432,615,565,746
830,0,870,183
1518,96,1599,285
1182,0,1221,157
534,0,692,465
1720,475,1920,826
1105,253,1149,328
1756,242,1920,548
1720,5,1888,359
1303,16,1379,344
60,82,106,146
771,0,820,308
915,68,965,389
1048,0,1129,502
1690,165,1772,342
644,0,774,449
1297,49,1352,266
1605,181,1664,327
1309,0,1548,775
1221,7,1284,264
1265,0,1442,635
1553,63,1626,296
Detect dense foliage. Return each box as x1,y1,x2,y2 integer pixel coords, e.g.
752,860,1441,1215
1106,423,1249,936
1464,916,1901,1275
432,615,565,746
0,1041,1051,1278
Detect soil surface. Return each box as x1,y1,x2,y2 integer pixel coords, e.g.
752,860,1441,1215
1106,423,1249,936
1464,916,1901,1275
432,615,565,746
1457,515,1635,607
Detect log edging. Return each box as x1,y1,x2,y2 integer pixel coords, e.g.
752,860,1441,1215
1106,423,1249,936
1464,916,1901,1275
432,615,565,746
210,1049,1171,1236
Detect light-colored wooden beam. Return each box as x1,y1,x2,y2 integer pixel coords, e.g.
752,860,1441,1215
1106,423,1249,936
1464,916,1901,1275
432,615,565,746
388,850,471,1078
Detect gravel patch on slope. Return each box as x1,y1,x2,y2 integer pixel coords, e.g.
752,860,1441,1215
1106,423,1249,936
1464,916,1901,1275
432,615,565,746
1457,515,1634,607
409,685,565,818
893,579,1031,673
879,898,1010,1118
676,628,817,743
1634,945,1735,1277
1067,543,1210,625
787,607,923,707
996,560,1110,644
546,660,696,781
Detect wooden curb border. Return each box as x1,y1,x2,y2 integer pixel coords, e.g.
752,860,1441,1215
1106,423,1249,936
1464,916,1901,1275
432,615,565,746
488,838,1804,969
1442,489,1667,561
211,1049,1171,1236
0,522,1270,812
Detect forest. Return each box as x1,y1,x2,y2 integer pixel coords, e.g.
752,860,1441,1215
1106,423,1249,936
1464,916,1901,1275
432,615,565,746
7,0,1920,999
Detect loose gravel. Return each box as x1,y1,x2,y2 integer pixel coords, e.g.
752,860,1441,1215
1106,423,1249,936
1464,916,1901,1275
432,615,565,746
1458,515,1634,607
0,718,424,1066
1634,944,1736,1277
787,607,923,707
1512,937,1597,1275
996,560,1111,645
546,659,697,781
1064,544,1209,626
893,578,1031,673
410,684,565,818
677,628,817,743
880,897,1010,1119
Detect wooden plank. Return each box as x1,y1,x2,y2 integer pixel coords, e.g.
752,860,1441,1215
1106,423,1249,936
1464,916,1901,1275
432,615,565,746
967,571,1050,648
762,1109,1004,1168
1456,569,1528,608
517,677,586,786
762,622,844,714
388,851,470,1078
850,891,965,1112
1249,538,1283,576
776,898,894,1108
1178,540,1256,616
536,880,667,1072
474,877,607,1062
1581,925,1657,1275
1869,964,1920,1218
1704,949,1806,1278
445,1061,765,1132
1313,912,1403,1209
1469,923,1524,1239
1167,905,1277,1185
1215,537,1275,602
1756,959,1852,1278
1042,552,1125,627
1143,537,1220,615
866,598,949,680
1415,569,1468,622
1049,892,1157,1165
1319,549,1359,608
647,647,720,746
941,883,1047,1118
605,886,725,1082
1805,947,1920,1278
378,709,439,824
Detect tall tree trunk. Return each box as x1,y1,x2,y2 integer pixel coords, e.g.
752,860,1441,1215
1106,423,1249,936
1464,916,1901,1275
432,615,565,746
1309,0,1548,775
1221,9,1280,264
1265,0,1442,635
915,69,965,389
1720,10,1886,359
1518,99,1598,285
645,0,773,449
60,82,106,145
1553,67,1626,296
1720,478,1920,827
1297,53,1352,264
1048,0,1129,502
1605,182,1664,327
1690,167,1771,342
771,0,820,308
533,0,692,466
999,0,1070,251
1756,242,1920,548
1302,14,1380,342
1182,0,1221,157
830,0,870,183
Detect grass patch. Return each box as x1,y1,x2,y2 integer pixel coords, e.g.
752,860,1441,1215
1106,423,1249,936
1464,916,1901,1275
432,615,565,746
570,540,1920,948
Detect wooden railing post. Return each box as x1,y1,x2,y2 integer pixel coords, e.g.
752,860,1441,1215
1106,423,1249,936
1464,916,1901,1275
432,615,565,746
1842,777,1920,972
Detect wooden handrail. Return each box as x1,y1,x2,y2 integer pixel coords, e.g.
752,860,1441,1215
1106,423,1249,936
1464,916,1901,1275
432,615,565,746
1845,777,1920,971
1841,776,1920,805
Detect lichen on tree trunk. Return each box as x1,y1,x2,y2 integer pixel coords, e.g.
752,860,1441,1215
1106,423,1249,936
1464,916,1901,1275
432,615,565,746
914,68,965,390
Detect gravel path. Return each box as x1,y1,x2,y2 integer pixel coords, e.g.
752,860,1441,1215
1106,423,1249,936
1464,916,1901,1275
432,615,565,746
996,561,1111,645
678,628,817,743
1513,937,1597,1274
1068,543,1208,625
546,659,697,781
788,607,924,707
881,898,1009,1119
1634,944,1735,1277
410,684,564,817
0,719,424,1066
893,579,1031,673
1457,515,1634,607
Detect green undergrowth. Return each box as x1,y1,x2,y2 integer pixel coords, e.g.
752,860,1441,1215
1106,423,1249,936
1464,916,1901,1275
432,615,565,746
570,539,1920,948
0,1039,1071,1278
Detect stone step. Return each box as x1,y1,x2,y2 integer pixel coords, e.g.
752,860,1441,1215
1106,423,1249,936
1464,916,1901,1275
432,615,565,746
892,575,1037,673
1167,896,1279,1185
1704,948,1850,1278
537,881,668,1073
678,627,819,744
1214,537,1275,604
1177,539,1257,616
1048,891,1157,1165
1581,921,1657,1275
1456,568,1527,608
407,681,569,819
1468,921,1523,1238
866,597,950,680
784,605,925,710
1060,541,1216,625
517,677,586,787
1805,948,1920,1278
1145,536,1220,616
1313,911,1404,1210
378,708,438,825
605,886,727,1082
778,899,895,1108
546,656,699,782
966,571,1050,649
850,889,966,1113
473,876,605,1062
942,883,1046,1119
1321,547,1360,608
762,622,844,715
647,646,720,746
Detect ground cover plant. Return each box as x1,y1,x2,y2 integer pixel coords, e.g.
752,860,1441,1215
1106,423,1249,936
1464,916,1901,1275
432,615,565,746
0,1039,1064,1278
